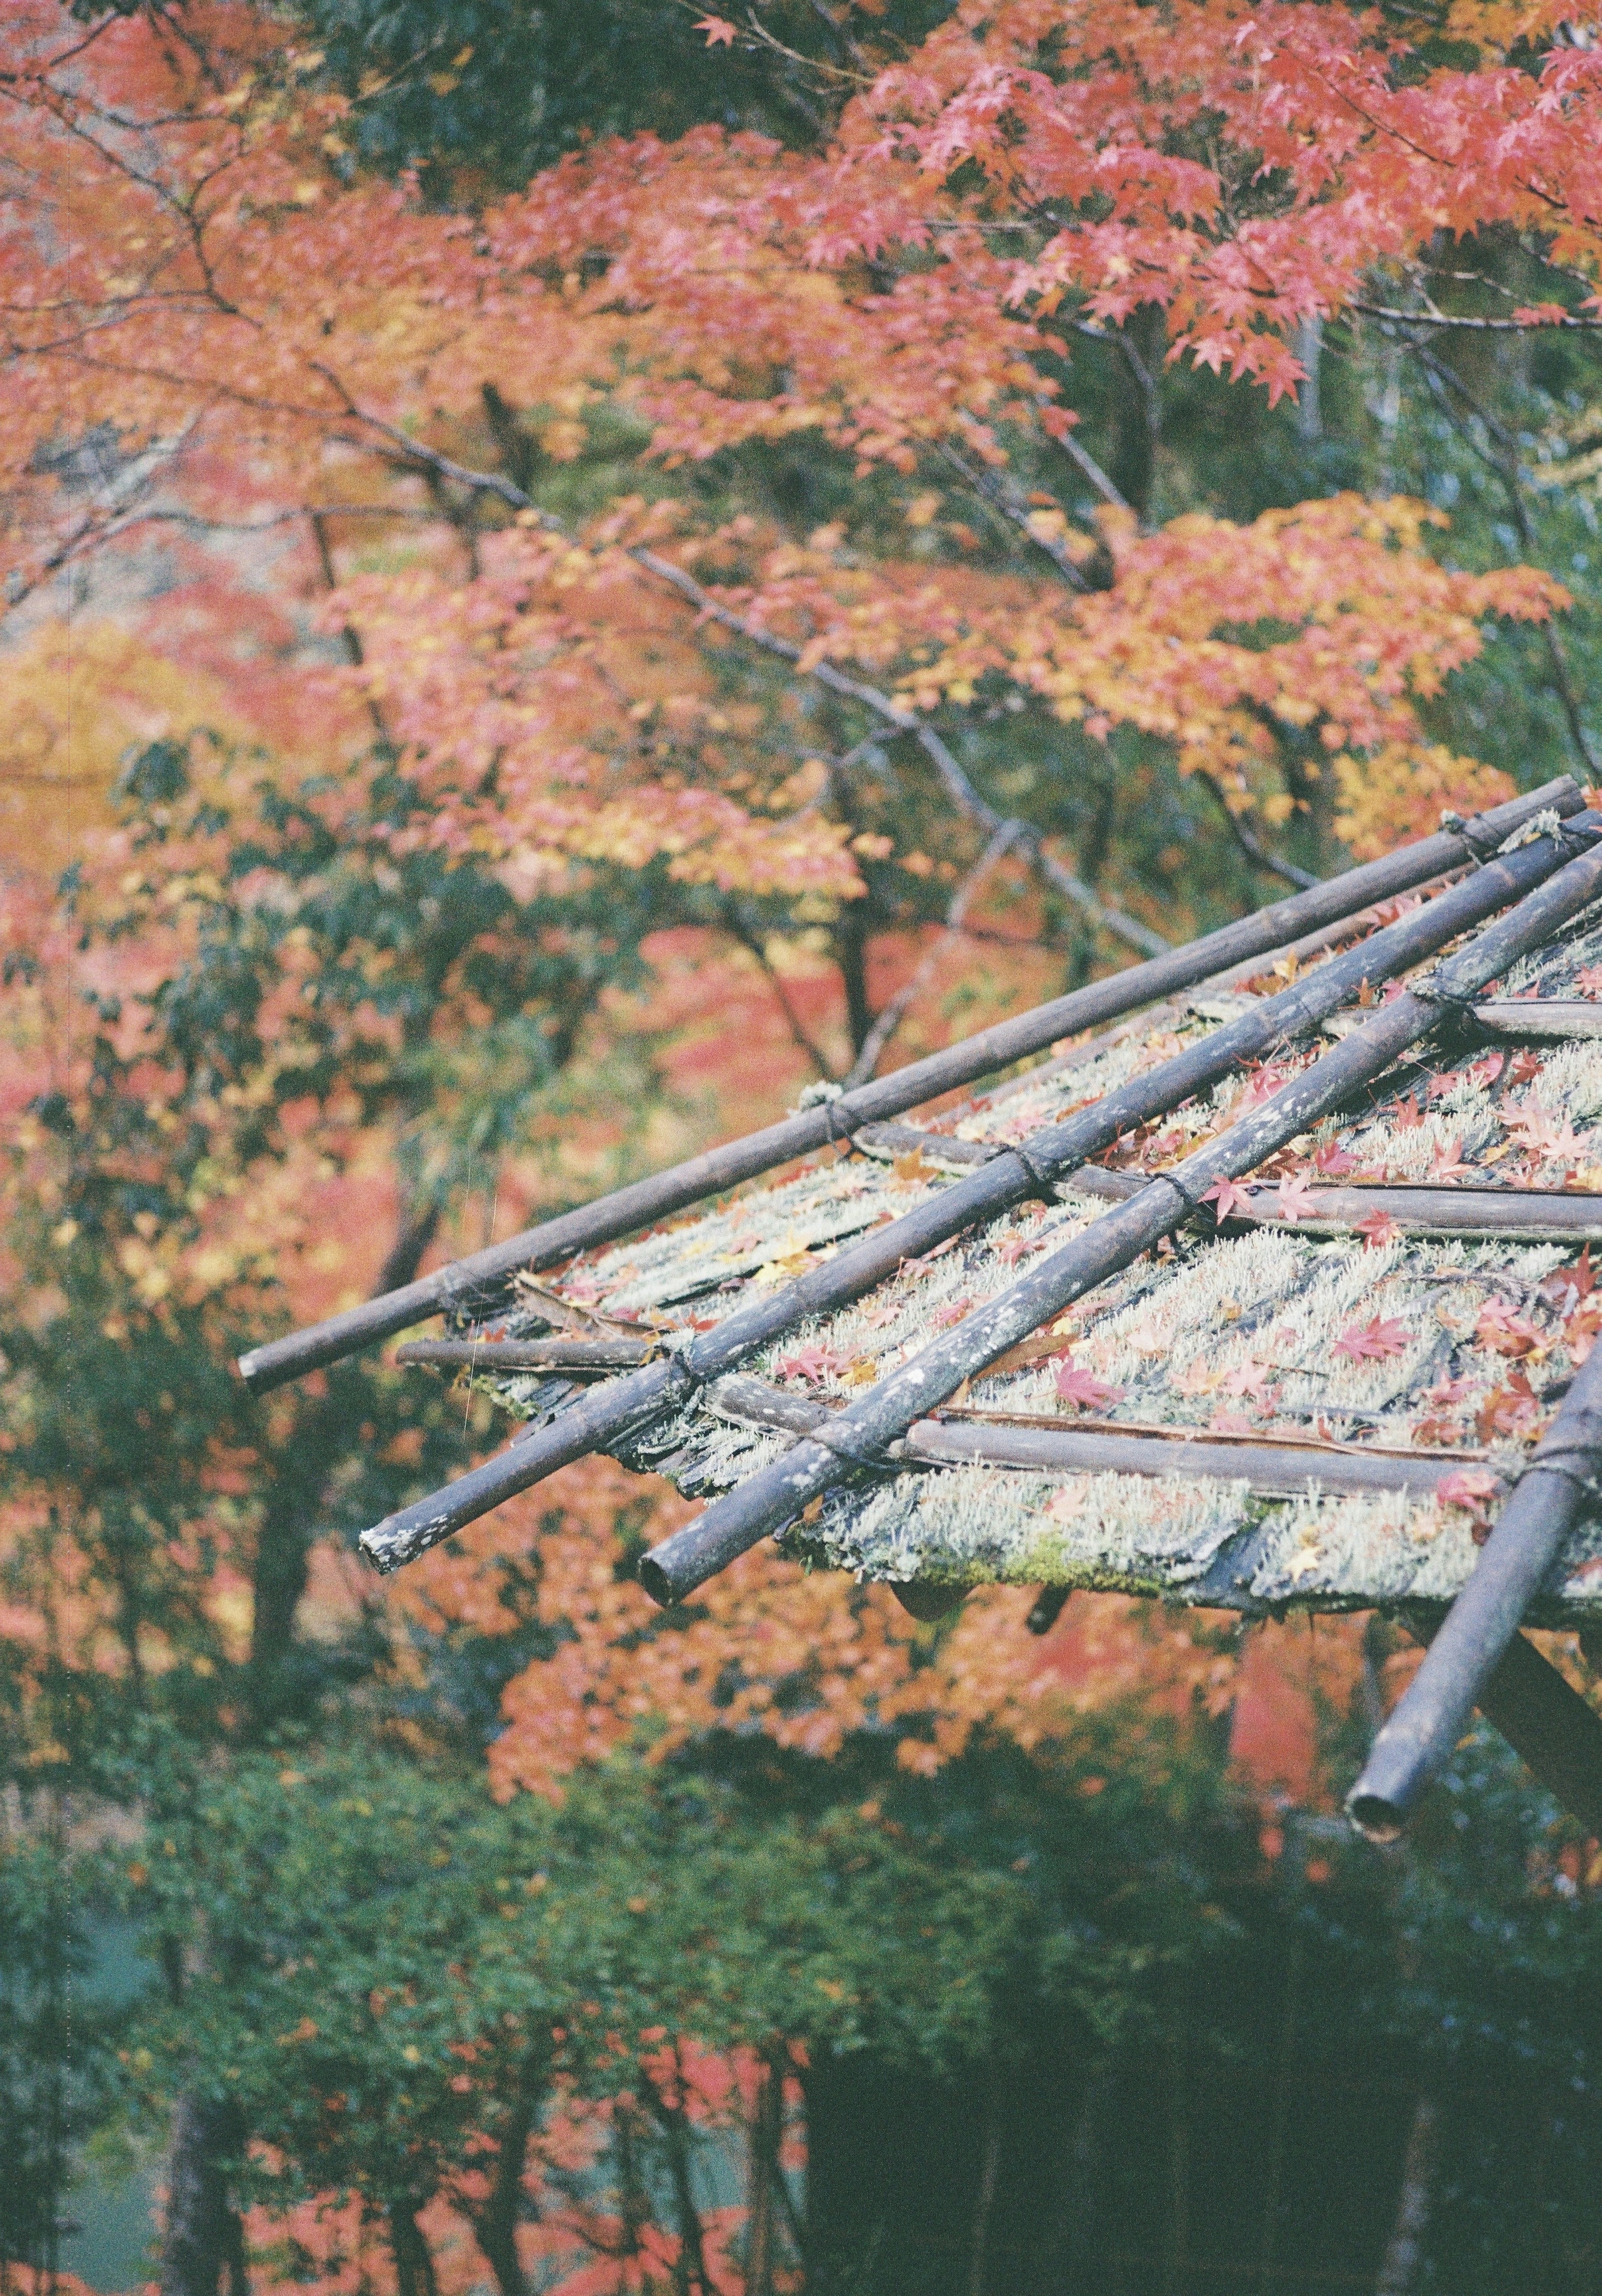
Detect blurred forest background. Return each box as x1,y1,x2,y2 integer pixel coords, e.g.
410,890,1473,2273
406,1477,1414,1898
3,0,1602,2290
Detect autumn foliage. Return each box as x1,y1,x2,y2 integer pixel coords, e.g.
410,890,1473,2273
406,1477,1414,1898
3,0,1602,2288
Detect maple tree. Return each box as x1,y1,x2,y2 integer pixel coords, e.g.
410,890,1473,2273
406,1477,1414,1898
4,0,1602,2288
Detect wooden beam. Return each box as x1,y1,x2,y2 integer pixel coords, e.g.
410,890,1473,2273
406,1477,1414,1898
1474,1631,1602,1839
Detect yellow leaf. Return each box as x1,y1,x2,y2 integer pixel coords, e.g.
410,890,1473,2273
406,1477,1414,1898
892,1150,937,1184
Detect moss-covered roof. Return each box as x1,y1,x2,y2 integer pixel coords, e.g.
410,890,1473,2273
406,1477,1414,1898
448,890,1602,1620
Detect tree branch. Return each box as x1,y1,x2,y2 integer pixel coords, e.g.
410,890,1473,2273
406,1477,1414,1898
724,905,844,1081
944,418,1314,900
342,411,1172,958
1192,769,1320,890
936,437,1093,590
1353,300,1602,333
840,819,1023,1089
1401,335,1599,777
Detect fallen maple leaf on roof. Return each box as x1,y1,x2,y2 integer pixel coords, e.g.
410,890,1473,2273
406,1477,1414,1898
891,1149,939,1184
1427,1137,1474,1183
1474,1299,1544,1358
930,1295,974,1330
1052,1357,1126,1412
1275,1173,1320,1221
1332,1316,1411,1363
1312,1143,1357,1177
1220,1361,1278,1407
1202,1175,1259,1222
1355,1208,1400,1249
1475,1371,1543,1442
1506,1100,1587,1165
1540,1245,1596,1309
1437,1467,1502,1518
777,1343,851,1384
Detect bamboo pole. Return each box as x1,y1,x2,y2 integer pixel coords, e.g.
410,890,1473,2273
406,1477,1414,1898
1348,1329,1602,1838
701,1374,1488,1501
395,1338,652,1372
240,781,1578,1394
859,1133,1602,1239
639,822,1602,1606
358,815,1596,1575
1470,1001,1602,1039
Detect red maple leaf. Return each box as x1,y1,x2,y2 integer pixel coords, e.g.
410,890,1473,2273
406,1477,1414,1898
1437,1467,1501,1516
1392,1092,1424,1131
1507,1048,1544,1086
1426,1137,1474,1183
1475,1370,1543,1442
777,1343,851,1384
930,1295,974,1330
1332,1315,1411,1363
1052,1357,1126,1412
996,1232,1043,1268
1312,1143,1357,1177
1201,1175,1259,1222
1221,1360,1277,1407
1274,1172,1320,1221
1540,1245,1596,1309
1503,1101,1587,1174
1207,1408,1258,1436
1355,1208,1400,1249
1474,1298,1543,1357
694,13,738,43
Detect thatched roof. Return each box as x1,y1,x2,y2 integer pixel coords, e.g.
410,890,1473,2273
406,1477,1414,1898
438,867,1602,1625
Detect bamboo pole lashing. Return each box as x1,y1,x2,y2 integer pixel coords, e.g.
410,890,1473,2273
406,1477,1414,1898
358,816,1599,1576
241,780,1581,1395
637,821,1602,1607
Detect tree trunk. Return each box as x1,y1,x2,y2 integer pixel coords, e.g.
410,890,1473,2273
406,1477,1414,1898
1107,308,1164,522
159,2094,246,2296
744,2047,785,2296
388,2202,441,2296
835,897,874,1060
472,2043,549,2296
967,2068,1003,2296
643,2060,711,2296
245,1192,441,1725
1373,2094,1439,2296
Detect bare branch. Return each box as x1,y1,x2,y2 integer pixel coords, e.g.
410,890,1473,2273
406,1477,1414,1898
1353,300,1602,333
936,437,1093,590
724,905,844,1081
841,820,1023,1088
354,413,1174,958
1192,770,1320,890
